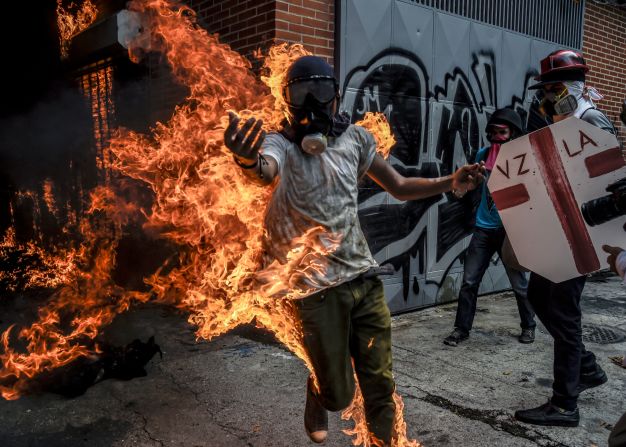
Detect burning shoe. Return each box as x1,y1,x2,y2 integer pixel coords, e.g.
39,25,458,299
305,376,328,443
515,401,579,427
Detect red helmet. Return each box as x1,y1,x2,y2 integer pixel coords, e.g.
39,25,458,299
529,50,589,90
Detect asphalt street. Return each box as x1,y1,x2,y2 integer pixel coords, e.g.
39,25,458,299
0,275,624,447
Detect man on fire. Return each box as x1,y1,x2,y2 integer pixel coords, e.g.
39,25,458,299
515,49,615,427
223,55,484,445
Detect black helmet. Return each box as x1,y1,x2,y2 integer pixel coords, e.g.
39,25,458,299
486,108,524,136
283,56,338,108
285,55,335,84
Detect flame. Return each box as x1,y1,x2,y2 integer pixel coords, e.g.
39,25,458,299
0,186,148,399
356,112,396,159
56,0,98,59
1,0,418,445
42,179,59,219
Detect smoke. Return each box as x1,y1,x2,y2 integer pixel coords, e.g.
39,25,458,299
0,84,94,241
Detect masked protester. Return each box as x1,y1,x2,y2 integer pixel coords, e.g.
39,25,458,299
532,50,615,132
443,108,536,347
223,55,485,446
515,50,613,428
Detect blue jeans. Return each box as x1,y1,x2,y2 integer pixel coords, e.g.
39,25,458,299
454,227,536,333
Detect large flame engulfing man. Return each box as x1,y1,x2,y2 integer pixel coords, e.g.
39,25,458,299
0,0,484,446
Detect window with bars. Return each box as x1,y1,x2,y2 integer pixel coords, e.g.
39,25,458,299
405,0,585,48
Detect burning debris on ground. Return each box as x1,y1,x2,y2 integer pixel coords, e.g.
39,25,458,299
31,336,162,398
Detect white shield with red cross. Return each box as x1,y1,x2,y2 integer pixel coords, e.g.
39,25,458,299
487,117,626,283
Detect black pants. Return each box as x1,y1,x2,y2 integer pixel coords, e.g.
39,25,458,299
454,227,536,333
527,273,599,411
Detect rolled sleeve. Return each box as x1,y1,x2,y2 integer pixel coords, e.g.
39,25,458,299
354,126,377,179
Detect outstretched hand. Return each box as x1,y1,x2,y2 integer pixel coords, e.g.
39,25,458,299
223,112,266,162
451,162,486,196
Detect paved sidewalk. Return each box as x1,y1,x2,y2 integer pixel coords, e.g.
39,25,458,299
0,275,624,447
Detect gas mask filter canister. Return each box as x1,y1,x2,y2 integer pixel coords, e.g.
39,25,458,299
300,133,328,155
553,93,579,116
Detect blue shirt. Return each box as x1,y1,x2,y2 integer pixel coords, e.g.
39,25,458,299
474,146,503,229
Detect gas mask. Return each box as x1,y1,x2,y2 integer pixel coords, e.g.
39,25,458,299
539,84,578,118
284,77,339,155
538,81,600,119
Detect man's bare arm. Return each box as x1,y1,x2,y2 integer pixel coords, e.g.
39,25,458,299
366,154,484,201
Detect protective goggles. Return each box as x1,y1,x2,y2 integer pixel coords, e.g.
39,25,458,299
284,77,338,107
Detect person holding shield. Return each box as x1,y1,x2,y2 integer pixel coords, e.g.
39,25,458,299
515,49,614,427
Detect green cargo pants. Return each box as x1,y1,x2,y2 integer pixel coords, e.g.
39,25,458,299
294,275,396,444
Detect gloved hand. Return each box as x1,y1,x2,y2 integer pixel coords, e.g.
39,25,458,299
224,112,266,165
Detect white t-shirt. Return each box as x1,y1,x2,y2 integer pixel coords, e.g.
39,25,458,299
261,125,378,296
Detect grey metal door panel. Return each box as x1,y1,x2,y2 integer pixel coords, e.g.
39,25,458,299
341,0,393,83
500,31,533,108
391,2,434,96
433,13,471,103
469,22,503,109
340,0,571,312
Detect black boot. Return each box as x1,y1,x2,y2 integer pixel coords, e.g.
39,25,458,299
518,328,535,344
443,328,469,346
304,376,328,443
578,365,608,393
515,401,579,427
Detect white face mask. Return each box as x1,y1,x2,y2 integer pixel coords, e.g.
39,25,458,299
557,81,602,118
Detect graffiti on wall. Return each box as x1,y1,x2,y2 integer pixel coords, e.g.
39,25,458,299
342,48,538,306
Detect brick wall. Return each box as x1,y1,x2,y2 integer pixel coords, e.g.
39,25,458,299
190,0,335,64
190,0,277,62
147,0,335,120
582,2,626,146
275,0,335,65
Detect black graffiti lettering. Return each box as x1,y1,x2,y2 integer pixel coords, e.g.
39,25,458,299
496,160,510,179
579,130,598,151
513,153,530,175
345,49,533,305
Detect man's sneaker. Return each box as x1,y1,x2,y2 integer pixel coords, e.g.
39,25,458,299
578,365,608,394
304,376,328,443
443,328,469,346
518,328,535,344
515,401,579,427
